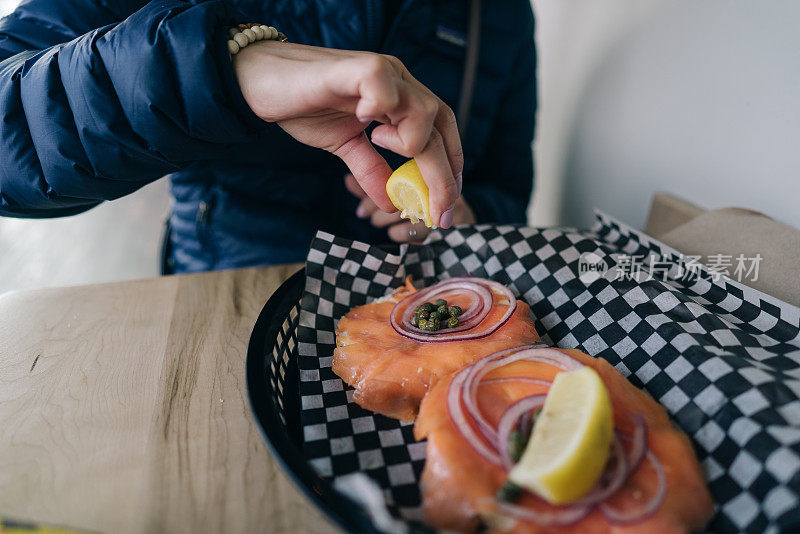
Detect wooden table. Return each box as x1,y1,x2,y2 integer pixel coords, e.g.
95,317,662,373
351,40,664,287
0,266,342,534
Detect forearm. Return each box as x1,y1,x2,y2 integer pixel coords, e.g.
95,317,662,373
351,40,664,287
0,0,263,217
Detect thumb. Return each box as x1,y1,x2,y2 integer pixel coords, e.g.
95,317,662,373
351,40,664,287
334,132,396,213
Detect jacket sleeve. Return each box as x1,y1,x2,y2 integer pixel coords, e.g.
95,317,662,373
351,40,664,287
0,0,264,218
461,7,536,224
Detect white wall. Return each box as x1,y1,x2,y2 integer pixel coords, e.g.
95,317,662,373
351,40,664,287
0,0,17,16
529,0,800,230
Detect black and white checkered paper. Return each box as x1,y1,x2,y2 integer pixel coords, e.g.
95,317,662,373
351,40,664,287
297,212,800,533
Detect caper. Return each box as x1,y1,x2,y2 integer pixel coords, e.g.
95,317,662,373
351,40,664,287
410,315,419,327
417,319,428,330
429,311,441,321
437,304,448,316
434,299,447,308
448,305,463,318
508,430,529,464
420,302,436,313
497,481,524,503
418,309,430,319
429,317,441,331
446,316,459,329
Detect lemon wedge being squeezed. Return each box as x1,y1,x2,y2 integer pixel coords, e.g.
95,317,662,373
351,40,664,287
385,159,434,228
508,366,614,505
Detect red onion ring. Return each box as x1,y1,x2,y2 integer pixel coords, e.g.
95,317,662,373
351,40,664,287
496,395,546,470
496,501,592,527
432,287,485,323
398,281,491,335
599,449,667,524
462,346,584,448
480,377,553,387
446,366,502,465
572,435,628,506
462,346,532,447
624,414,648,474
389,278,517,342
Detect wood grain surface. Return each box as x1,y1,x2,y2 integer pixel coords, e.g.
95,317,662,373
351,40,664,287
0,265,342,534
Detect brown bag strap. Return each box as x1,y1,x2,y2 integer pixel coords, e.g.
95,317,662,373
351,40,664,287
457,0,481,138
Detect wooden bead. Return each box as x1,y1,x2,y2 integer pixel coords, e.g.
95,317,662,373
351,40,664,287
228,24,284,47
233,32,249,48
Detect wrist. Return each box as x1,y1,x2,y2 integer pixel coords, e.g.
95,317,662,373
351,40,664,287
229,24,287,121
231,40,278,120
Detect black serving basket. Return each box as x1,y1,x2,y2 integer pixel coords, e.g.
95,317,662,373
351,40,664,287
246,268,383,533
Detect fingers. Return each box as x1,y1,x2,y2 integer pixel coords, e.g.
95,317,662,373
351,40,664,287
346,174,384,219
433,104,464,192
380,65,464,185
355,197,380,219
333,53,464,224
366,88,461,227
411,126,458,227
349,173,430,242
370,209,404,228
353,56,400,122
333,132,396,213
388,222,430,243
349,178,430,242
371,119,457,226
344,173,367,199
346,177,401,223
369,82,437,157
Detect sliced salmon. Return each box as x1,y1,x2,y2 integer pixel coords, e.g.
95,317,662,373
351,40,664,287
414,348,714,533
333,278,541,422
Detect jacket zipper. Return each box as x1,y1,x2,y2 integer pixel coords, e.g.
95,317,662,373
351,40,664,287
196,196,217,266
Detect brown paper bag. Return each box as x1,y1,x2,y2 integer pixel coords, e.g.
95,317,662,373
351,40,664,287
646,195,800,307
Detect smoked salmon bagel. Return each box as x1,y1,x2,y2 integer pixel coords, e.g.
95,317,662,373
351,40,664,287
333,277,541,422
414,345,714,533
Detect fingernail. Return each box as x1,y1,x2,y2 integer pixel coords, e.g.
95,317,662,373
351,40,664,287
356,204,368,218
455,172,463,195
439,207,454,229
359,116,375,124
371,137,388,150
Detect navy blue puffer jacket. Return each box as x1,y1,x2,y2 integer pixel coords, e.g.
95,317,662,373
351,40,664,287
0,0,536,272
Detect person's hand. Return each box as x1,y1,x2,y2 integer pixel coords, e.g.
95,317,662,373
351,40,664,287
233,41,464,228
344,174,475,243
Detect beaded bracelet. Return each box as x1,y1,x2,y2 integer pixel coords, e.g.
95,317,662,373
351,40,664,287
227,23,287,55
